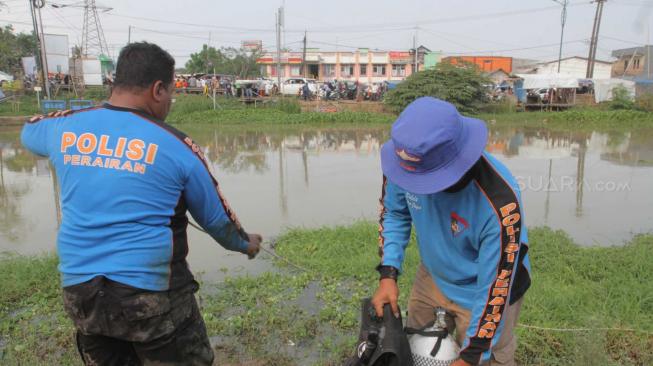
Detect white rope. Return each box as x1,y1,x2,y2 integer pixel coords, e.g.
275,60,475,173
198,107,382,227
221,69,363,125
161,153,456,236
188,221,653,337
187,220,310,273
518,324,652,335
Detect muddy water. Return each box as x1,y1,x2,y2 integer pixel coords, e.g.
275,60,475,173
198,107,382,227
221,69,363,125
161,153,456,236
0,124,651,280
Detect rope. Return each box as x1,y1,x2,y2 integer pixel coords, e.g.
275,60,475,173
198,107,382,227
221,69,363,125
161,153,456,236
187,221,653,336
187,220,311,273
517,324,652,335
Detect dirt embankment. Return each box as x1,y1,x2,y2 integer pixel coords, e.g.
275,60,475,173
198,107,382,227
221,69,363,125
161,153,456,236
298,100,391,114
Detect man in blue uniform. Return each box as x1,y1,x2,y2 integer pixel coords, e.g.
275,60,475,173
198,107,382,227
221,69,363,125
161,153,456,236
371,97,531,366
21,42,261,365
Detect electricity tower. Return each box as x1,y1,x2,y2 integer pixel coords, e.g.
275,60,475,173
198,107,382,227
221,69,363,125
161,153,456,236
52,0,112,57
81,0,110,57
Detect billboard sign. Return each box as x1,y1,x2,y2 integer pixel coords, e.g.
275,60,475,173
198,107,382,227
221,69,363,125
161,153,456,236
44,34,69,74
22,56,37,77
241,40,263,51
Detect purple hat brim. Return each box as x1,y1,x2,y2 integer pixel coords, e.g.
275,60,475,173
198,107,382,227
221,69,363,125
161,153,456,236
381,116,488,194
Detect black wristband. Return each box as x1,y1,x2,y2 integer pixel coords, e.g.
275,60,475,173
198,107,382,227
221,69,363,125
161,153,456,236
376,264,399,281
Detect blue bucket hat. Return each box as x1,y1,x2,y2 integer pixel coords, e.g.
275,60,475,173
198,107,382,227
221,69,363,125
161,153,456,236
381,97,488,194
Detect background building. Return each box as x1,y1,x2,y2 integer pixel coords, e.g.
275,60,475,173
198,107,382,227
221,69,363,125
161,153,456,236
442,56,513,73
257,47,439,82
528,56,612,79
611,45,652,81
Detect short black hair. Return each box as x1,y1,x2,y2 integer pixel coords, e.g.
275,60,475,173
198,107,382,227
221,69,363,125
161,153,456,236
113,42,175,90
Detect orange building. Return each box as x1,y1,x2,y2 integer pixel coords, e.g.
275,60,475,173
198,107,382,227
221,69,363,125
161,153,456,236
443,56,513,73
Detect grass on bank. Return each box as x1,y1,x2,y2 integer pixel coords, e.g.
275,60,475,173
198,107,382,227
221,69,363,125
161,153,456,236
0,89,109,117
166,95,653,130
2,93,653,131
1,225,651,365
166,94,394,125
480,108,653,132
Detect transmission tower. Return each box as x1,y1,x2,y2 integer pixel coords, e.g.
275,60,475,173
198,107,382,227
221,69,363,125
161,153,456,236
51,0,112,57
81,0,110,57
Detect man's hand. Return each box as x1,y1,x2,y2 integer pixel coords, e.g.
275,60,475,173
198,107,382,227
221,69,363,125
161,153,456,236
246,233,262,259
371,278,399,318
451,360,472,366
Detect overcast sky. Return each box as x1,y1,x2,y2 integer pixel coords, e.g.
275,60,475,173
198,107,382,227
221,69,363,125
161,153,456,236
1,0,651,67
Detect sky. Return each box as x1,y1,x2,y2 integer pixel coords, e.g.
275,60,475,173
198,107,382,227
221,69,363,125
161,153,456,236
1,0,651,68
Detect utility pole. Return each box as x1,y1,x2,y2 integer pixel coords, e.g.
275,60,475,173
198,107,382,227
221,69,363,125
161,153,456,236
128,25,131,44
301,30,307,78
276,8,282,91
413,27,418,75
30,0,51,99
281,0,285,49
644,24,653,80
586,0,607,78
553,0,569,73
28,0,45,98
206,32,211,75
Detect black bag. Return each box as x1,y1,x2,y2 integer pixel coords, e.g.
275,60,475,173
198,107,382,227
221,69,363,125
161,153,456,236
342,298,413,366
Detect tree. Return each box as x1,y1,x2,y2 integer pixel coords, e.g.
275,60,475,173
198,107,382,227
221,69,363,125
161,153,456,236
185,45,262,78
383,61,491,114
0,25,38,75
609,85,634,110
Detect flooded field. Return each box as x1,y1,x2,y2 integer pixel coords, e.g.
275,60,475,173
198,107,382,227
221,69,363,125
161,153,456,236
0,123,651,280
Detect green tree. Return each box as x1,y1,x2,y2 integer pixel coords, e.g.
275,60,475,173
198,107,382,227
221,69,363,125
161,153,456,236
609,85,634,110
383,61,490,114
0,25,37,75
185,45,262,78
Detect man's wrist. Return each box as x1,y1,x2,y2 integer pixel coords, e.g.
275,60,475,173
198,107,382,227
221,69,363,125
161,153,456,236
376,264,399,281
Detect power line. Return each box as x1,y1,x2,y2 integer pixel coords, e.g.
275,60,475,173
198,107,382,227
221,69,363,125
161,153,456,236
95,3,593,35
45,6,81,45
419,27,519,48
444,39,589,56
105,12,275,33
289,2,592,32
600,34,647,46
610,0,653,7
307,39,391,51
418,27,478,51
132,26,250,46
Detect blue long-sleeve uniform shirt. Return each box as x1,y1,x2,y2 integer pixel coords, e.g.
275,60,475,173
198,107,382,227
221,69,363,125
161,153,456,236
21,104,249,291
379,152,531,365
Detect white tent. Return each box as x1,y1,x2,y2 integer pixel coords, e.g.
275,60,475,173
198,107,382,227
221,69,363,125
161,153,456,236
516,73,580,89
592,79,636,103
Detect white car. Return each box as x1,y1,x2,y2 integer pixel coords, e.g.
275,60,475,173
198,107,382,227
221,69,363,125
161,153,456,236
280,78,317,96
0,71,13,86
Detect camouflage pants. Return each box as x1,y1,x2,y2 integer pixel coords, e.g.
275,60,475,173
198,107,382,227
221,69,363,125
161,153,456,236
62,276,214,366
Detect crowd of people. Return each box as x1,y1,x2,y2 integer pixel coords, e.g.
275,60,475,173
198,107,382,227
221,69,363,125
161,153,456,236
319,80,389,101
173,75,237,97
173,74,390,102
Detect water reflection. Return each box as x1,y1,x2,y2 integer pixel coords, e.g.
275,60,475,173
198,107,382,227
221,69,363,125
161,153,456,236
1,124,652,277
0,137,36,244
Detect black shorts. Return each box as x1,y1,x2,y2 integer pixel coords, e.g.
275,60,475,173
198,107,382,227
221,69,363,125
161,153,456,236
62,276,213,366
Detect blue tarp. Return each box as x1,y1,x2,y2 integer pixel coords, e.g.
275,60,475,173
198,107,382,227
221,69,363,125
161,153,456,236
514,79,526,103
386,81,402,90
634,79,653,85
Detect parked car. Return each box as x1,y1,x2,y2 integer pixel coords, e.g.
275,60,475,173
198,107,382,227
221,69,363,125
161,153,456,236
0,71,13,86
527,88,550,104
280,78,317,96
